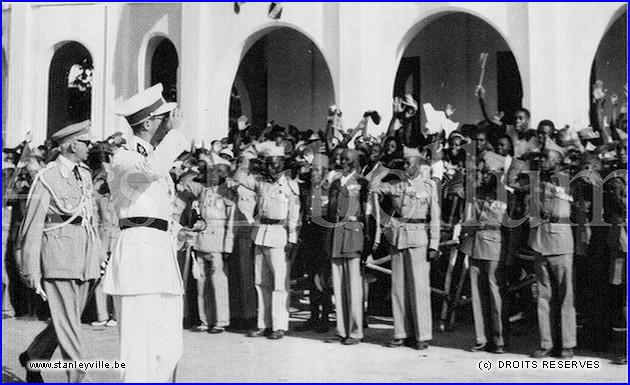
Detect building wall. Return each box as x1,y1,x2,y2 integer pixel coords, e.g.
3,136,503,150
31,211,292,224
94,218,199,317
2,2,627,147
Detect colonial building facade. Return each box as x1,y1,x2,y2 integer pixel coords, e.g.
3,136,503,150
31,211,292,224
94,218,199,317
2,2,627,146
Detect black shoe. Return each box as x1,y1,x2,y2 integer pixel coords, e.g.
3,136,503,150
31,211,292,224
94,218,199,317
247,328,272,337
386,338,406,348
559,348,574,359
494,345,506,354
531,348,553,358
208,326,225,334
470,343,487,352
342,337,360,345
267,330,285,340
412,341,429,350
19,351,44,383
324,335,345,343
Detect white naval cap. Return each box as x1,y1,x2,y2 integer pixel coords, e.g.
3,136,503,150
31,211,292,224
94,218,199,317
115,83,177,126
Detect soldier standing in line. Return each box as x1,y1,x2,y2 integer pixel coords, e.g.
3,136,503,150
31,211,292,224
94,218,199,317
528,148,577,359
325,149,370,346
370,147,440,350
17,120,105,382
460,154,508,354
193,162,236,334
295,153,334,333
233,146,301,340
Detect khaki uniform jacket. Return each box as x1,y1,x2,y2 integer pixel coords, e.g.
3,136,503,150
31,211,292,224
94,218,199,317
195,185,236,254
528,177,574,256
460,198,507,261
371,175,440,251
328,172,369,258
18,155,104,281
234,171,300,249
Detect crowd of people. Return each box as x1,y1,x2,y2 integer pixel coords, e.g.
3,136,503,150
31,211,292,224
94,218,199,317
2,80,628,381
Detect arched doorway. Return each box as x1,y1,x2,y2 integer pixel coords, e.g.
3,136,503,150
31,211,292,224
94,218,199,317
394,12,522,129
47,41,93,138
3,49,8,146
589,10,627,129
146,36,178,102
229,27,335,136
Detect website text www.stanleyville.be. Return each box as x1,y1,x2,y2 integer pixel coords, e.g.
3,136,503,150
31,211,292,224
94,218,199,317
28,360,126,371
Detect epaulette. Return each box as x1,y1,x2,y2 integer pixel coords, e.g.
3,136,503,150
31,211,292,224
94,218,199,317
35,161,59,182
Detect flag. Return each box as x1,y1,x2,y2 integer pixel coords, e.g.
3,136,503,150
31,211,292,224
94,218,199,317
268,2,283,19
234,2,246,14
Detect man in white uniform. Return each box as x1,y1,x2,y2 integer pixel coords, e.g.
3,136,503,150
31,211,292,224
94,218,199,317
101,83,188,382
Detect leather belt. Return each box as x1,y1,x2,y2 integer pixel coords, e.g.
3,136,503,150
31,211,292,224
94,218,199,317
260,217,283,225
405,218,428,224
334,216,361,223
119,217,168,232
46,214,83,225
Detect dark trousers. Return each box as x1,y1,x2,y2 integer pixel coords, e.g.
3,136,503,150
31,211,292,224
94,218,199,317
27,279,91,382
470,259,504,347
534,253,577,350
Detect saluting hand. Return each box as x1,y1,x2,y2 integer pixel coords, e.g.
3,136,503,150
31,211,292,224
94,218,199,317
169,108,186,131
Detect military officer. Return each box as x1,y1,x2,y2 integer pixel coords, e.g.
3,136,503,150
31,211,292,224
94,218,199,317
101,83,189,382
460,153,508,354
193,162,236,334
233,146,300,340
295,153,334,333
326,149,370,345
17,120,105,382
370,146,440,350
528,148,576,359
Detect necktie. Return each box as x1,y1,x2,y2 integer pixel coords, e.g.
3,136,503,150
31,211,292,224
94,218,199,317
72,165,83,183
137,143,148,157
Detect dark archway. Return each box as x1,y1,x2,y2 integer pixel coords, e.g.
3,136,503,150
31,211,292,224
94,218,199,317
148,37,178,102
395,12,522,128
589,10,627,128
230,27,335,135
47,41,92,138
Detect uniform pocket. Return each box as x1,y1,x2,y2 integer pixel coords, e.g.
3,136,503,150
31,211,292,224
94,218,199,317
341,221,364,253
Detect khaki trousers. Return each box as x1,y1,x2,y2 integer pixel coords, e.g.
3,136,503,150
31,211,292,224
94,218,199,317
391,247,432,342
254,245,289,331
534,253,577,350
27,279,91,382
195,252,230,328
331,257,363,339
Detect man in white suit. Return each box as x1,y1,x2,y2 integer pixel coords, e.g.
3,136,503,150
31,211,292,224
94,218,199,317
101,83,189,382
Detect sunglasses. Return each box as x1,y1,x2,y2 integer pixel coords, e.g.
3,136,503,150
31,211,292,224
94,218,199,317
76,139,92,146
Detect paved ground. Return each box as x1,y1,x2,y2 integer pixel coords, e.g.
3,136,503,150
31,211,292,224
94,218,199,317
2,300,627,383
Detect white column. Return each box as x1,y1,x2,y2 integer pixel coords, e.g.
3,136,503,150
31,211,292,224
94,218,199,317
7,4,35,146
180,3,212,145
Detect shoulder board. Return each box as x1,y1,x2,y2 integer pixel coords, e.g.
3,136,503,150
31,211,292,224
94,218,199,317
37,161,59,179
